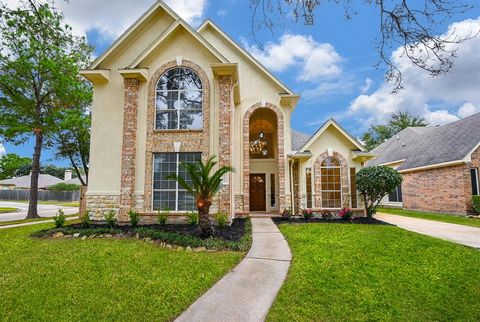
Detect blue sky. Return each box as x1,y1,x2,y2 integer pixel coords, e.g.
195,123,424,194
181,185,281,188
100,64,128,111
3,0,480,166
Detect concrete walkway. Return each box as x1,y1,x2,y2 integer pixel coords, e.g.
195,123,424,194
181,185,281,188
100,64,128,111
175,218,291,322
0,216,79,230
376,213,480,248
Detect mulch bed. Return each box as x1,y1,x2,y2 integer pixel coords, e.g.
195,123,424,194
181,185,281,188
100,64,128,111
272,217,394,226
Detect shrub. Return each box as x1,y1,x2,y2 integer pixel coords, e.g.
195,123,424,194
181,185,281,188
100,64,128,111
48,182,81,191
81,211,92,228
186,211,199,225
103,210,116,228
53,209,66,228
157,209,169,225
357,166,403,217
215,212,228,228
321,210,334,220
282,208,292,220
338,207,354,220
302,208,314,220
473,196,480,213
128,210,140,227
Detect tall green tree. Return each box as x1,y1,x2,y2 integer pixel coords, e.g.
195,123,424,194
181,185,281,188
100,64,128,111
361,112,428,151
0,1,92,218
0,153,32,180
168,156,234,237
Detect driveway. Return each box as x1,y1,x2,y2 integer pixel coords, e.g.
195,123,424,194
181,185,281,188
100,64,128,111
376,213,480,248
0,201,78,222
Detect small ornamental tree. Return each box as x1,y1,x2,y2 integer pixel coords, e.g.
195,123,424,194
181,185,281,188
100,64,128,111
356,166,402,217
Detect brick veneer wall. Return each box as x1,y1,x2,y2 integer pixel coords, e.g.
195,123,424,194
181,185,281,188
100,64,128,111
292,161,300,215
243,103,285,213
313,151,351,209
143,60,211,214
466,146,480,212
118,78,140,222
86,194,120,220
217,75,233,216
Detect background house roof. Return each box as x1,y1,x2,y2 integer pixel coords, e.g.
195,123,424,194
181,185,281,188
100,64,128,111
291,129,311,151
0,174,63,189
369,112,480,170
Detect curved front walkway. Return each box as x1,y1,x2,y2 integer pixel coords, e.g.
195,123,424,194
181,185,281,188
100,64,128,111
175,217,291,322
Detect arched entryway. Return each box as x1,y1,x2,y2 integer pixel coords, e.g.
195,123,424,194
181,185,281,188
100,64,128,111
243,103,285,213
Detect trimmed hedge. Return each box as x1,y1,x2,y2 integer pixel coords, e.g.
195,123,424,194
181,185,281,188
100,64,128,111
473,195,480,213
31,219,252,252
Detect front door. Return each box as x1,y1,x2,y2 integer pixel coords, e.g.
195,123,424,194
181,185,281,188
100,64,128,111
250,174,266,211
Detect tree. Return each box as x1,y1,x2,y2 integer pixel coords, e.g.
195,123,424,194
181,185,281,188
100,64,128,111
361,111,428,150
250,0,477,90
167,156,234,237
0,153,32,180
356,166,402,217
50,107,91,186
0,1,92,218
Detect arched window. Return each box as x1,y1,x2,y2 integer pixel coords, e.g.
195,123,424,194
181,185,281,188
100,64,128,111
321,157,341,208
155,67,203,130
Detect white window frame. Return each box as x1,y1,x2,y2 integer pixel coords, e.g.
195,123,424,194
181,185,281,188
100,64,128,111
152,152,201,212
320,158,343,209
154,68,203,131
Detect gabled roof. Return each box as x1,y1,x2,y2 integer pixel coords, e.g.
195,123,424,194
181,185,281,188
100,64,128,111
291,129,311,151
298,118,366,152
197,19,295,95
369,112,480,171
0,174,63,189
128,20,228,68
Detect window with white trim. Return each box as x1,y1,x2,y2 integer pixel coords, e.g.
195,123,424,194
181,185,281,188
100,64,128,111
320,157,342,208
153,152,201,211
471,168,479,196
155,67,203,130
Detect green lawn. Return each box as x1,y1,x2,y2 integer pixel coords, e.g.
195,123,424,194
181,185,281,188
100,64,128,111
0,214,78,227
0,207,17,213
268,223,480,321
5,200,79,207
0,223,243,321
377,207,480,228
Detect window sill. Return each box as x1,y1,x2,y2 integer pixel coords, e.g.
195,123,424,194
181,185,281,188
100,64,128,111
153,129,203,134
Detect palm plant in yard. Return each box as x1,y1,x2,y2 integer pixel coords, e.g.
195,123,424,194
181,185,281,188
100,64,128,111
167,156,233,237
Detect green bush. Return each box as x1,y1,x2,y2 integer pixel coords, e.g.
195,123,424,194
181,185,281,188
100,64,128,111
473,196,480,213
302,209,313,220
157,209,169,225
128,210,140,227
186,211,198,225
81,211,91,228
282,208,292,220
48,182,81,191
103,210,116,228
357,166,403,217
215,212,228,228
53,209,66,228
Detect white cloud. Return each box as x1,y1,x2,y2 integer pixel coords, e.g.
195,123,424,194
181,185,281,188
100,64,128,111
0,144,5,156
246,34,343,81
349,17,480,126
302,78,356,101
361,78,373,94
217,9,227,18
4,0,207,37
458,102,480,118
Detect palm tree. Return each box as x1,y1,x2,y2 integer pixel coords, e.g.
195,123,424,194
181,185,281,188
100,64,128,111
167,156,234,237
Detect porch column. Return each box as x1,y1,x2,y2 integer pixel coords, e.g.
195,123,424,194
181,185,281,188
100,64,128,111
217,74,234,215
118,77,140,222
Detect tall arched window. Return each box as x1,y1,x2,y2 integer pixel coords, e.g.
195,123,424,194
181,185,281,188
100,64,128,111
321,157,341,208
155,67,203,130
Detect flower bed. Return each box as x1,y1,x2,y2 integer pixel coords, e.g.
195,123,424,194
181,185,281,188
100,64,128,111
31,218,252,252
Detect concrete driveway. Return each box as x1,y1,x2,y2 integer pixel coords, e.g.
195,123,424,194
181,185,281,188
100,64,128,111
376,213,480,248
0,201,78,222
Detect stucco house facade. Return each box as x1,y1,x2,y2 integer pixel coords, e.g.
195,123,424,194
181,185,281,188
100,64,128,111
80,1,373,222
370,113,480,215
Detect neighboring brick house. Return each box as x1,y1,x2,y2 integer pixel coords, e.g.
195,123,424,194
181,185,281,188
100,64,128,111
80,1,373,222
369,113,480,215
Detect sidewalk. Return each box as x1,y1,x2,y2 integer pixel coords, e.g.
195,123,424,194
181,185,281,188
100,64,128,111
0,216,78,230
376,213,480,248
175,217,291,322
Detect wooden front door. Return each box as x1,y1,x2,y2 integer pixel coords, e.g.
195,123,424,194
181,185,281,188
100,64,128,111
250,174,266,211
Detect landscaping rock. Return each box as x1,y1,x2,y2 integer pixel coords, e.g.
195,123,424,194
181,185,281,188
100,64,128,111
64,235,73,238
144,237,152,243
185,246,193,252
135,233,140,239
176,246,184,251
73,233,80,238
89,234,96,239
81,236,87,241
166,244,172,249
193,247,207,252
104,234,113,238
52,232,64,238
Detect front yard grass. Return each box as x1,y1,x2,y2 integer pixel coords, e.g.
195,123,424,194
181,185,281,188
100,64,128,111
4,200,80,207
268,223,480,321
377,207,480,228
0,207,17,213
0,214,78,227
0,223,243,321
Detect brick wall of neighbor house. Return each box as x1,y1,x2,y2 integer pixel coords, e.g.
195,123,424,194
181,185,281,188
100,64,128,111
465,145,480,212
402,165,470,214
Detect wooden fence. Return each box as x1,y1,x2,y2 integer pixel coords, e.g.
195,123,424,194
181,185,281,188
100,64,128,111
0,189,80,202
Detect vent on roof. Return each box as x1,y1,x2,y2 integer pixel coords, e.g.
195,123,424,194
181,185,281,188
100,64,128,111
402,142,406,147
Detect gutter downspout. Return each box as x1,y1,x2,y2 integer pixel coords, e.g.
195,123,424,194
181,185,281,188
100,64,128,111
289,159,295,216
